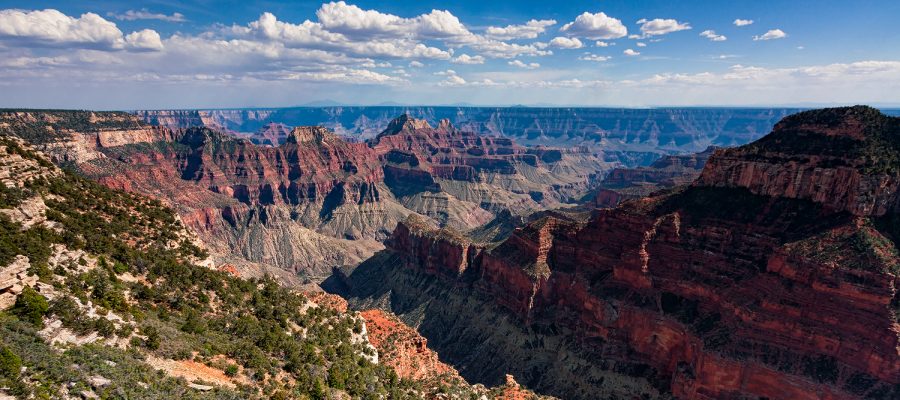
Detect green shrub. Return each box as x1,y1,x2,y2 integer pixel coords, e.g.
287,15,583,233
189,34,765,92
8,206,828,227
12,286,49,327
142,325,160,350
0,346,21,378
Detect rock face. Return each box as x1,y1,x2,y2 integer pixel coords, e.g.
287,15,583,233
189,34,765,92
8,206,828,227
389,215,483,279
330,107,900,399
592,146,716,208
359,309,459,381
4,111,612,282
372,116,611,218
697,106,900,216
0,255,36,309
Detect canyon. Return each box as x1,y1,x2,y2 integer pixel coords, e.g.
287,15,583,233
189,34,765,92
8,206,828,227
591,146,716,208
0,109,613,281
3,106,898,399
327,106,900,399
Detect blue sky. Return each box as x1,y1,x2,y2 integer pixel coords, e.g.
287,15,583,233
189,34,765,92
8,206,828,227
0,0,898,109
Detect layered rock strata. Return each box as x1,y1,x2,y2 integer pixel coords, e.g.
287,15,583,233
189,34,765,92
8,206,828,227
332,107,900,399
4,110,612,281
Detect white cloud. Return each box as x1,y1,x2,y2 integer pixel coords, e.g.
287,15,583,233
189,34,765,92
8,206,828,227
467,39,550,58
508,60,540,69
408,60,424,68
0,56,71,68
733,19,754,27
753,29,787,41
637,18,691,37
595,41,611,47
451,53,485,64
633,61,900,88
360,60,392,68
277,68,404,84
623,49,640,56
433,74,610,89
485,19,556,40
700,30,727,42
636,42,647,47
238,12,451,60
0,9,163,51
315,1,473,42
549,36,583,49
443,74,466,85
579,53,610,62
560,12,627,40
435,69,466,86
108,9,186,22
125,29,164,51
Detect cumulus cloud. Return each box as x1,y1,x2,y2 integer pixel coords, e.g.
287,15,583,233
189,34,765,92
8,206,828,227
360,60,392,68
485,19,556,40
108,9,186,22
595,41,611,47
549,37,583,49
467,39,550,58
623,49,640,56
0,9,163,51
733,19,754,27
408,60,424,68
560,12,628,40
237,12,451,60
637,18,691,37
451,53,485,64
636,42,647,47
434,69,466,86
508,60,540,69
700,30,727,41
579,53,610,62
315,1,473,42
125,29,164,51
753,29,787,41
244,3,552,60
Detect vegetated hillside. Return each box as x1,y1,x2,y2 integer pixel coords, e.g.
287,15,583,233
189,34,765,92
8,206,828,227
328,107,900,400
0,109,612,283
0,136,536,399
0,110,144,144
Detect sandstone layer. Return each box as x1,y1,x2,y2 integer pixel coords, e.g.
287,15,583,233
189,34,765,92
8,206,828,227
330,107,900,400
3,110,613,282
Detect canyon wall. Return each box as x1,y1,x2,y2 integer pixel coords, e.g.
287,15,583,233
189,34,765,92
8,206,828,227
330,106,900,400
3,110,613,282
591,146,716,208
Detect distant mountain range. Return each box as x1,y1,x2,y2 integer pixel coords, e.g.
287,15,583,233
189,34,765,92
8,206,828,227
134,106,817,160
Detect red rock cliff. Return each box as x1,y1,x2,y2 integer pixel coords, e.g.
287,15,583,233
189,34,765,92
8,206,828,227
387,107,900,399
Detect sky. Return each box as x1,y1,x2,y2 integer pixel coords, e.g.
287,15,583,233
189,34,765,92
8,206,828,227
0,0,898,109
